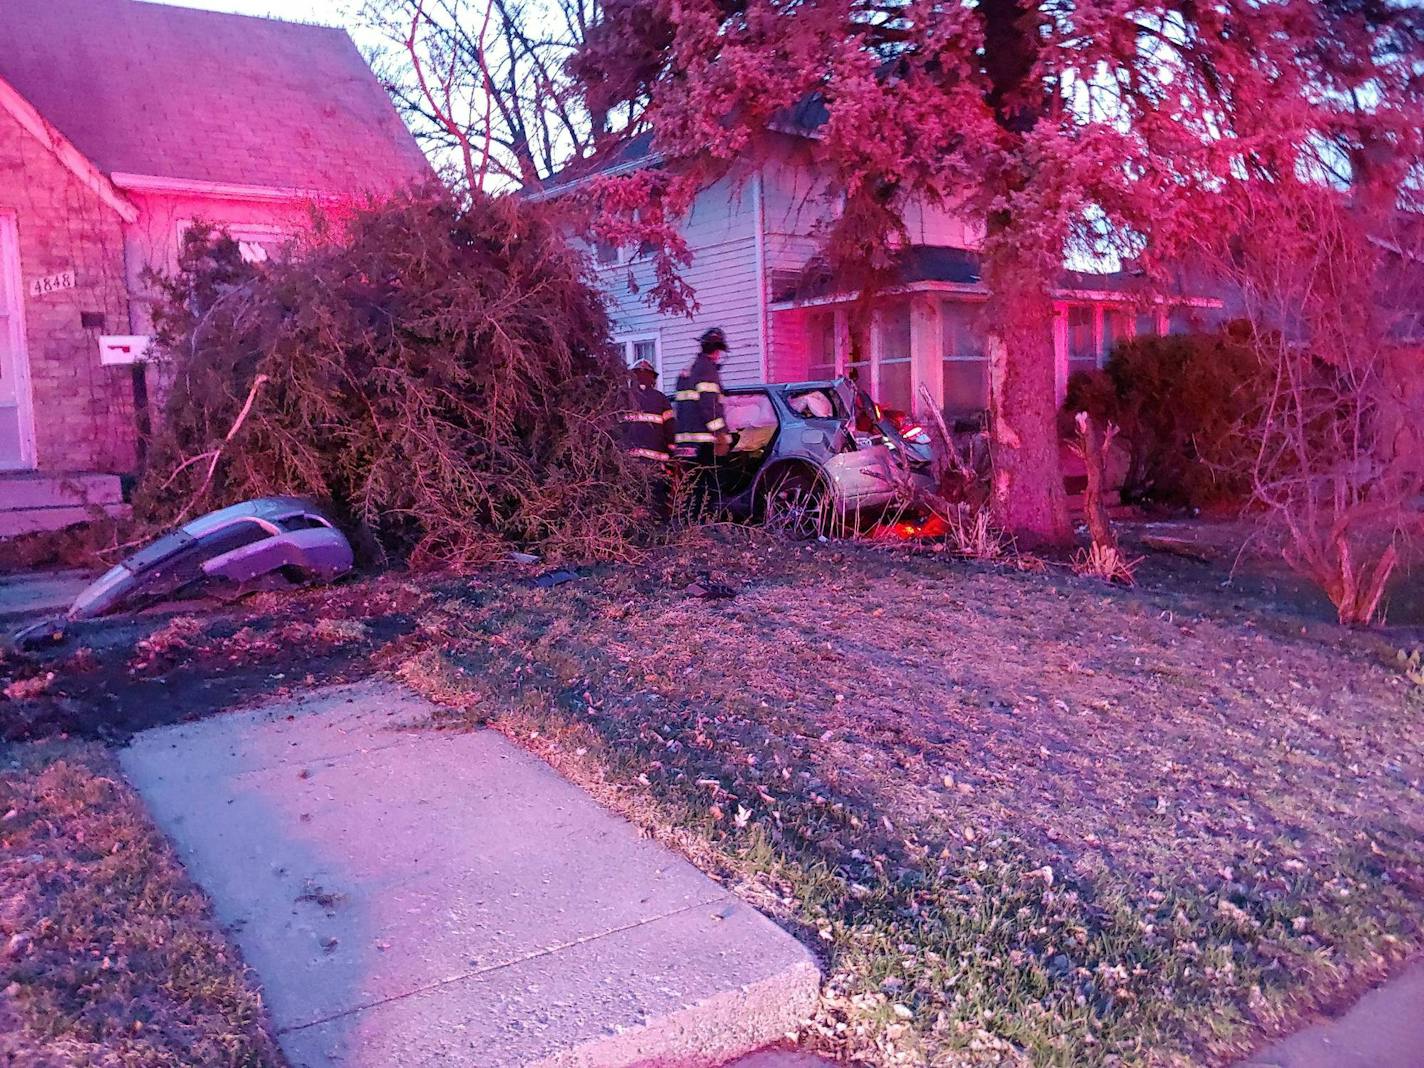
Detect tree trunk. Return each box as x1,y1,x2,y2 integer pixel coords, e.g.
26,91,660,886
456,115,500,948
977,0,1071,548
984,267,1071,546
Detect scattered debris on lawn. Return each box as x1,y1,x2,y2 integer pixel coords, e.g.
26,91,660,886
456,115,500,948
685,577,738,600
1140,534,1220,563
532,568,581,589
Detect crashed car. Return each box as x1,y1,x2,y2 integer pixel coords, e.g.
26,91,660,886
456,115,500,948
713,377,934,534
68,496,353,621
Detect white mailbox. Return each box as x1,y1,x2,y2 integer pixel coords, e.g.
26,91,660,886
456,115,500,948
98,335,152,365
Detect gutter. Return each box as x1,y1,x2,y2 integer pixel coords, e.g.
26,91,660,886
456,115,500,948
525,152,665,203
768,280,1226,312
753,169,770,379
109,172,333,204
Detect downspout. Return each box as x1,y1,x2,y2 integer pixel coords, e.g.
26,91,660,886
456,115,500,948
753,168,770,381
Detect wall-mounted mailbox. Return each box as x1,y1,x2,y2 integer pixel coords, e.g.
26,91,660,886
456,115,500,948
98,335,152,365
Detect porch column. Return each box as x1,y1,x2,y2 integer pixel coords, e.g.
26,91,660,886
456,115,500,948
910,294,941,419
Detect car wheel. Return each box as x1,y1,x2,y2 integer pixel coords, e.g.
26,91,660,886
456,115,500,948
762,469,829,540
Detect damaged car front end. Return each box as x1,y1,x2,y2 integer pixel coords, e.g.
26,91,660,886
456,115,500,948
715,377,934,534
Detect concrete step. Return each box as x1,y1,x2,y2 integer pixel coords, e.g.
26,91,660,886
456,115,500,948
0,472,128,538
120,682,822,1068
0,472,124,509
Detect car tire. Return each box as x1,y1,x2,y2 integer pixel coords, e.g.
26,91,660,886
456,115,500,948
762,468,829,540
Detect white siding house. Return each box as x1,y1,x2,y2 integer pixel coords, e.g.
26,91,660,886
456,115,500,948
559,135,1223,423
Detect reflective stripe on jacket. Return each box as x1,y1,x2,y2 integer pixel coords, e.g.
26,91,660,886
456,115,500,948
673,353,725,452
620,384,675,461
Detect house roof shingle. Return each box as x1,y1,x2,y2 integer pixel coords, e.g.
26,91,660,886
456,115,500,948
0,0,431,194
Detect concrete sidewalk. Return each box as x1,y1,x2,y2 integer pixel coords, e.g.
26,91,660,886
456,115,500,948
0,568,91,620
119,681,820,1067
1242,961,1424,1068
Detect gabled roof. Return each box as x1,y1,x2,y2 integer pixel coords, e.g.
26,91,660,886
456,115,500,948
0,75,137,222
0,0,431,196
536,94,829,198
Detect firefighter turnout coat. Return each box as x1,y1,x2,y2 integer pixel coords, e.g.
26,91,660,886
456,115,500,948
673,353,727,457
621,382,676,462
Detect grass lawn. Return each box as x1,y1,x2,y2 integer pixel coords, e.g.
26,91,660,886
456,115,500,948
2,526,1420,1066
0,741,281,1067
398,535,1424,1066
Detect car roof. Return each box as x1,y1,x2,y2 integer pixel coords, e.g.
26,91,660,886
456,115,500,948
725,379,843,393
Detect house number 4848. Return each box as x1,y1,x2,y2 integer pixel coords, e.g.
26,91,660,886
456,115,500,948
29,270,77,297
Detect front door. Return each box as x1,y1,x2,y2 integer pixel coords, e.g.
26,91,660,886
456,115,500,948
0,214,35,469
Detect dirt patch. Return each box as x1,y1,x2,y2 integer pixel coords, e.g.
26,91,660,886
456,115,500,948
0,576,432,742
0,740,282,1066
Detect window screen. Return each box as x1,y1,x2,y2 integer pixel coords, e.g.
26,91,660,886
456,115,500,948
877,302,913,413
941,301,987,419
807,312,836,380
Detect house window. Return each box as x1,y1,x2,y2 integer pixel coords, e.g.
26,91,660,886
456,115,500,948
1067,304,1097,381
875,301,913,414
807,311,836,380
1167,306,1194,335
615,336,660,379
594,240,620,266
1101,308,1127,361
1135,310,1161,337
941,301,987,420
181,221,290,264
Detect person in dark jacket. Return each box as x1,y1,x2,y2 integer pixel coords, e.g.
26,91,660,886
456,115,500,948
620,358,675,463
620,358,676,517
673,327,731,519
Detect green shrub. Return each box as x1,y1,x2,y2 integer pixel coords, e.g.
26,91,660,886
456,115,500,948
136,190,643,567
1063,326,1268,508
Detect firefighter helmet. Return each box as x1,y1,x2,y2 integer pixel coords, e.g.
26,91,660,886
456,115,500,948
698,327,729,353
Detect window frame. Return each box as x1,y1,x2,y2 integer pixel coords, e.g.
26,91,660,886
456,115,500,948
614,334,663,381
177,220,291,264
940,299,989,419
871,300,914,414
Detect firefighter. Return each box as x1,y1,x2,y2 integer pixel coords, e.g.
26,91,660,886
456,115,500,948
673,327,731,519
620,357,675,515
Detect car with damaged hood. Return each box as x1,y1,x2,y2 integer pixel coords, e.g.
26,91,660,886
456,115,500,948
713,377,934,534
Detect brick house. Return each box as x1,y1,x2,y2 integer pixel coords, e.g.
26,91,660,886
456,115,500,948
0,0,431,532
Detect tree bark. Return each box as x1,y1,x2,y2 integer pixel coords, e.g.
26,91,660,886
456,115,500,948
984,273,1072,546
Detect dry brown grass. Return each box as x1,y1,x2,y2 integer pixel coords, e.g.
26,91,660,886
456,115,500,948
394,537,1424,1065
0,742,281,1067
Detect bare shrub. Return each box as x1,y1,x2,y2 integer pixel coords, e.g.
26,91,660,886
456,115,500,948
1224,195,1423,626
137,191,645,568
1066,412,1139,585
1071,543,1141,586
